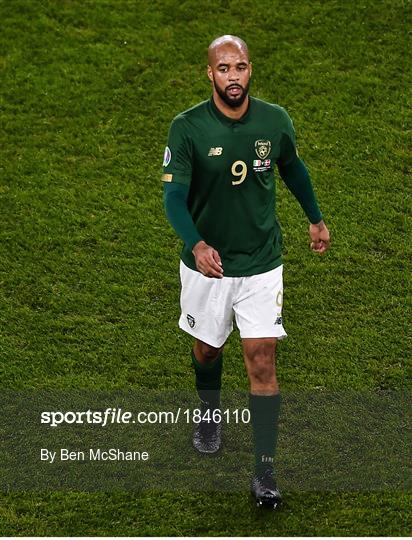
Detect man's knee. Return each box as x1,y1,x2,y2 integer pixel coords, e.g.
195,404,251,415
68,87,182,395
244,338,277,385
245,338,277,363
194,339,223,364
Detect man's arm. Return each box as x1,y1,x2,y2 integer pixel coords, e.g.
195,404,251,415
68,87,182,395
278,154,330,254
276,108,330,254
278,154,322,224
163,182,223,277
163,182,202,250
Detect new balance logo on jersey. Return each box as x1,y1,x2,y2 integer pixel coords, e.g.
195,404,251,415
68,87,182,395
208,147,223,156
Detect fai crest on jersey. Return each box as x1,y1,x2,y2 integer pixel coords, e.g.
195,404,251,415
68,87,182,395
187,314,196,328
254,139,271,159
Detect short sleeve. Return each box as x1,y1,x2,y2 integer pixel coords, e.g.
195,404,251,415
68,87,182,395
161,116,193,186
277,107,297,167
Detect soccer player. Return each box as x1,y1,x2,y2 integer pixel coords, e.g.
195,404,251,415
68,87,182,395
162,35,330,508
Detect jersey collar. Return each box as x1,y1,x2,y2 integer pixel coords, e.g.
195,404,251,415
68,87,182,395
209,96,252,126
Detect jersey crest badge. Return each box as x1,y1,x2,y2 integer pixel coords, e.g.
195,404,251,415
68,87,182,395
162,146,172,167
254,140,271,159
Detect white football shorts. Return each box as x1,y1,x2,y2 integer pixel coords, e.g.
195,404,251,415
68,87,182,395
179,261,287,348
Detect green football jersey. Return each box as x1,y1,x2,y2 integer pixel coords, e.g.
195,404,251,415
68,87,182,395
162,96,297,277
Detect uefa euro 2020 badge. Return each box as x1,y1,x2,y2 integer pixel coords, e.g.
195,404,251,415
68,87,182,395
163,146,172,167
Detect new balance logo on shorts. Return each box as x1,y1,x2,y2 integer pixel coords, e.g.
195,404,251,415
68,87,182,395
274,317,283,325
187,314,196,328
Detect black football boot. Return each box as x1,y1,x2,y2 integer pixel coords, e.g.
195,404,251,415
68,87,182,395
251,469,282,509
192,400,222,454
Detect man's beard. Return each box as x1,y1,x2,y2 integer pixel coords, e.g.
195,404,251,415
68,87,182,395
214,79,250,108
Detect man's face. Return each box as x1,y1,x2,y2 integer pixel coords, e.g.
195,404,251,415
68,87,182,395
207,43,252,108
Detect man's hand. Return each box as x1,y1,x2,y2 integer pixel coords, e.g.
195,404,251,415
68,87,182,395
309,220,330,254
192,240,224,278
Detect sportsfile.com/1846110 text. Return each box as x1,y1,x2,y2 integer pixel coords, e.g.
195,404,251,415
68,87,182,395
40,408,251,427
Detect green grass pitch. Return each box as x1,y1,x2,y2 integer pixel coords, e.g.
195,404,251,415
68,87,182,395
0,0,411,535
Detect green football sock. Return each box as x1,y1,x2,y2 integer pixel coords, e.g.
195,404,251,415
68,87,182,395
191,350,223,409
249,393,282,475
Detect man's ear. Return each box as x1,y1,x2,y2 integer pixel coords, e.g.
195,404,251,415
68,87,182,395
249,62,252,78
207,65,213,83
